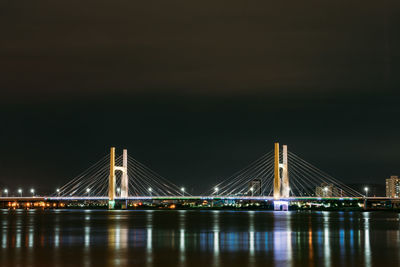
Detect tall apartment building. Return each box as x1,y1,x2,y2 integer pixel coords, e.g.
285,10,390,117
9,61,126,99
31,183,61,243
386,175,400,198
249,179,262,196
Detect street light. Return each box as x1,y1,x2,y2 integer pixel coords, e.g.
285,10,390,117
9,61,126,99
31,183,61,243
323,187,328,197
18,189,22,197
181,187,185,196
148,187,152,196
214,187,219,195
30,188,35,196
364,187,369,197
56,188,60,196
117,187,121,196
86,188,90,196
4,189,8,197
250,187,254,196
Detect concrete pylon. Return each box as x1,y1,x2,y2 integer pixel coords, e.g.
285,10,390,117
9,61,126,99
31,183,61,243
281,145,290,198
274,143,281,199
108,147,116,208
108,147,129,209
121,149,128,198
273,143,290,199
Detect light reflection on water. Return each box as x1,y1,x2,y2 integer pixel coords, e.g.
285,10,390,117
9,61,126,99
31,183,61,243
364,212,371,267
323,212,331,267
0,210,399,266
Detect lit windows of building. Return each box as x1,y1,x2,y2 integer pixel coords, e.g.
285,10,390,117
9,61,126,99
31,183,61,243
315,183,343,197
248,179,262,196
386,175,400,198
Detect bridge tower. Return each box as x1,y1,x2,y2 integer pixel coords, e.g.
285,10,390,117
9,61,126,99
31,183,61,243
274,143,281,199
281,145,289,198
108,147,128,209
273,143,290,199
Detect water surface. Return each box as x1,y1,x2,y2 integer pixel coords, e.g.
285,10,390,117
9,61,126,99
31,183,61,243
1,209,399,266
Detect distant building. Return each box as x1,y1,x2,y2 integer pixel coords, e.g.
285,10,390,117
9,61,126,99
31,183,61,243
386,175,400,198
249,179,262,196
316,183,344,197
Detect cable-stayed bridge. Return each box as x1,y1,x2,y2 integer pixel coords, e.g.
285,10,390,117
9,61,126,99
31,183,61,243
204,143,362,199
0,142,378,210
53,147,188,205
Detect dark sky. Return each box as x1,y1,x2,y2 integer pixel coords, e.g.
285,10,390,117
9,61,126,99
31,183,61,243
0,0,399,194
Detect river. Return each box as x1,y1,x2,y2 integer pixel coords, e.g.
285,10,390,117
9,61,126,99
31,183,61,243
1,209,399,266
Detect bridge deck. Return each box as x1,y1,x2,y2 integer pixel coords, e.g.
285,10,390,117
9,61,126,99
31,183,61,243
0,196,384,201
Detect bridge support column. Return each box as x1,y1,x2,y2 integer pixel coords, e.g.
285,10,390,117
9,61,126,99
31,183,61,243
363,198,368,211
281,145,290,198
274,142,281,199
273,143,290,201
121,149,128,198
108,147,129,209
108,147,116,209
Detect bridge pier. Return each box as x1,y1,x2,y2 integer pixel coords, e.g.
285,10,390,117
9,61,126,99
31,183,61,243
363,198,368,211
274,200,289,211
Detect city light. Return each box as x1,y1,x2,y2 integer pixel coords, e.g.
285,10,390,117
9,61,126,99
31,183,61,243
249,187,254,196
18,189,22,197
214,187,219,194
181,187,185,196
4,189,8,197
30,188,35,196
364,187,369,197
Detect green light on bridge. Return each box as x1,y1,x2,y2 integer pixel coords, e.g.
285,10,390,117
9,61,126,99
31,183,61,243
108,200,115,209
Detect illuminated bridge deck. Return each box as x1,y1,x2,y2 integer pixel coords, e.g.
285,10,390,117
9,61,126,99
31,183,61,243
0,196,390,202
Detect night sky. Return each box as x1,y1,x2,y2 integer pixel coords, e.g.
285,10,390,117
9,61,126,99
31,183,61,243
1,0,399,194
